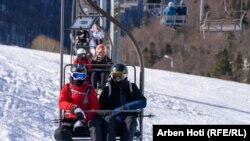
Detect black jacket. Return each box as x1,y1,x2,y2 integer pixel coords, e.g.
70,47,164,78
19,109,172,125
99,78,147,116
91,56,112,72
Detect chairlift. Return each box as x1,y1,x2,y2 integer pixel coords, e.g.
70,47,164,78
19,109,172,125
62,64,142,141
160,0,188,28
200,0,245,39
58,0,147,141
145,0,188,29
144,2,161,16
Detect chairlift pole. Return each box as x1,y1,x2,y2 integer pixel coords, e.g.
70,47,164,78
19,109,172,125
241,0,243,16
100,0,107,27
160,0,164,21
59,0,65,126
200,0,203,25
70,0,76,63
224,0,227,12
110,0,121,63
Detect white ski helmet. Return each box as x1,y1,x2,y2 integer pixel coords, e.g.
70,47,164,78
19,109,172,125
76,48,86,55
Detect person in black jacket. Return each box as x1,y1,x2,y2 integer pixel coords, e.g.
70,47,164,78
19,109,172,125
99,63,147,141
91,44,112,94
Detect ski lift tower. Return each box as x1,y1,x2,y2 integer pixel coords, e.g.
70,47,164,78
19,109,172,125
110,0,121,63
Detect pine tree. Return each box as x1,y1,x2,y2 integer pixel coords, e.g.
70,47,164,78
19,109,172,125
232,52,243,81
143,48,150,67
141,11,150,27
148,42,158,66
212,49,231,79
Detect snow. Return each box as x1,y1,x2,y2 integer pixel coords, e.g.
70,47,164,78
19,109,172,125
0,45,250,141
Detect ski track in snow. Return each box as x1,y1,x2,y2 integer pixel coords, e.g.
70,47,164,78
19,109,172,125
0,45,250,141
0,46,60,141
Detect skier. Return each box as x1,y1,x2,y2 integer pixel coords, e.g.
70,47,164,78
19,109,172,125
91,44,112,95
73,48,92,81
99,63,147,141
54,63,102,141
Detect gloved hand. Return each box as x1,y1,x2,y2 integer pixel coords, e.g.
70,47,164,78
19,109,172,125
71,106,86,120
111,106,124,117
73,120,85,131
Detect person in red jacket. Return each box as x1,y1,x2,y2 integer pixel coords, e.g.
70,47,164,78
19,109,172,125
73,48,92,81
54,63,103,141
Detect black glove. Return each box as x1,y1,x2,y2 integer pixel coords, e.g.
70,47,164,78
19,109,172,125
73,120,85,131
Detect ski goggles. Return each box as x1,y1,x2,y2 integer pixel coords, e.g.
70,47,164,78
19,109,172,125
71,72,86,80
111,74,127,82
77,53,86,58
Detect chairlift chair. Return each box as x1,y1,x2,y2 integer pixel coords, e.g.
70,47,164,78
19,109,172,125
160,0,188,27
61,64,142,141
200,0,245,39
144,2,162,16
145,0,188,28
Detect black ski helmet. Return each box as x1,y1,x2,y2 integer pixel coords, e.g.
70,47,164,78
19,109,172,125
110,63,128,82
111,63,128,75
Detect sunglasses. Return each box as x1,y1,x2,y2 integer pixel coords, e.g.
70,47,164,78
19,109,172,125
71,72,86,80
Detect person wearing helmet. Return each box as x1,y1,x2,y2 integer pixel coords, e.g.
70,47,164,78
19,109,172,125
91,44,112,92
54,63,103,141
73,48,92,81
163,1,177,16
99,63,147,141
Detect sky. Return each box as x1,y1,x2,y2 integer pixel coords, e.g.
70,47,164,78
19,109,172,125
0,45,250,141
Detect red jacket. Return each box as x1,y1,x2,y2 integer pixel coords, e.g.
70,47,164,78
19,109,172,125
59,81,99,123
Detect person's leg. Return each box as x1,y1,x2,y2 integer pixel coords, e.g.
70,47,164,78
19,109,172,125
91,72,98,89
89,39,96,56
54,125,73,141
88,116,104,141
100,73,109,88
104,116,117,141
120,116,137,141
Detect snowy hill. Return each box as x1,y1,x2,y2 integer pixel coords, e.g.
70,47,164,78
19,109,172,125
0,45,250,141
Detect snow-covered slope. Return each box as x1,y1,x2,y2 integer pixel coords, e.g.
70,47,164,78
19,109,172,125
0,45,250,141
